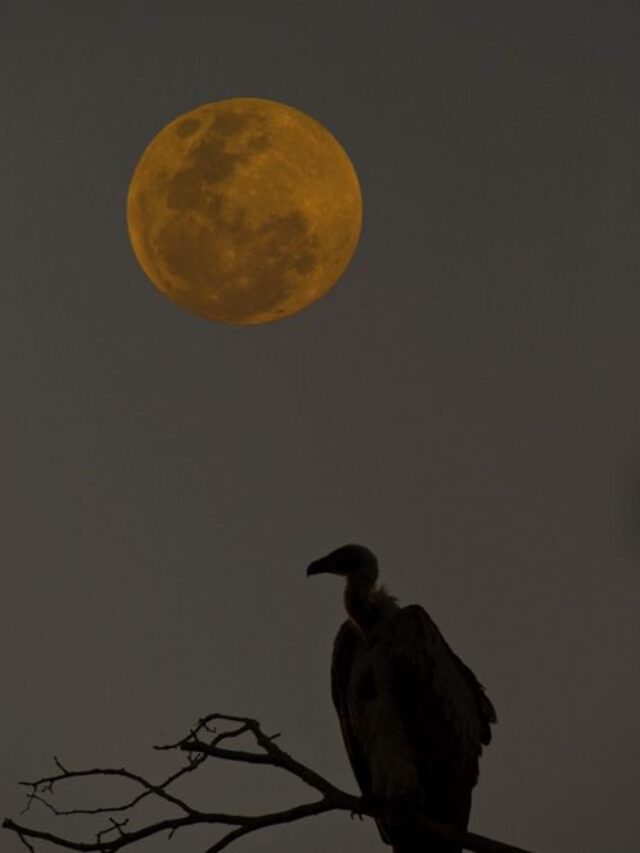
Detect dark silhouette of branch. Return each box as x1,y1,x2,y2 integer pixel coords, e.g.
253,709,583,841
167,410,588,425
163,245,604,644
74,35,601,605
4,712,536,853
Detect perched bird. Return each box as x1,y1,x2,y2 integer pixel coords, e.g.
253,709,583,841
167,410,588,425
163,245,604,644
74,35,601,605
307,544,496,853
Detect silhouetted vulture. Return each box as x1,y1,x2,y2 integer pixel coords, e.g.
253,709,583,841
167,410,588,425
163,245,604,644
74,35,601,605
307,544,496,853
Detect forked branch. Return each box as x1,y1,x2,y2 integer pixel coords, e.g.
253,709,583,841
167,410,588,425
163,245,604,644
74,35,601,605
3,713,535,853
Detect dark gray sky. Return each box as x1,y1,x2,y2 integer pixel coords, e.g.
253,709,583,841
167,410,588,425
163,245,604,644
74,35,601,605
3,3,640,852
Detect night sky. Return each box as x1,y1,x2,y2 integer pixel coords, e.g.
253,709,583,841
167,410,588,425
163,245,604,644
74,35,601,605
3,3,640,852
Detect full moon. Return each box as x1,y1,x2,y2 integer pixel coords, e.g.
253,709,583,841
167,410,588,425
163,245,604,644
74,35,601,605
127,98,362,324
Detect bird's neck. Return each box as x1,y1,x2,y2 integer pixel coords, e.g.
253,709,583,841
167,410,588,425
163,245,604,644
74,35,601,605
344,577,398,634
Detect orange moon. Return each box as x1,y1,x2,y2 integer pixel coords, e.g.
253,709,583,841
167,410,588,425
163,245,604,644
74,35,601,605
127,98,362,324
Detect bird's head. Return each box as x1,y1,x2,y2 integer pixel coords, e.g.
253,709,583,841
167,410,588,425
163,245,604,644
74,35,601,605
306,544,379,586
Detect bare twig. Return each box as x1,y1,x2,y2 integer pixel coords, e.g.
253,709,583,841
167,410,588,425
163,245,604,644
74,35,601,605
3,712,536,853
164,713,346,799
18,757,204,818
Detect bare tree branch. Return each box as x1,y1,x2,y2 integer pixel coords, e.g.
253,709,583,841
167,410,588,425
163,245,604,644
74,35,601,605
17,755,204,818
3,712,536,853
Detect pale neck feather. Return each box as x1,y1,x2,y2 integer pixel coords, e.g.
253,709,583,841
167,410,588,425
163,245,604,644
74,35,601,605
345,577,399,634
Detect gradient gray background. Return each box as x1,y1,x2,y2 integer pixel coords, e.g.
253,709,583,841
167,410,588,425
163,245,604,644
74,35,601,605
3,3,640,852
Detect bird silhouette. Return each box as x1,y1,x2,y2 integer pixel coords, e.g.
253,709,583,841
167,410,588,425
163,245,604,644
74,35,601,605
307,544,496,853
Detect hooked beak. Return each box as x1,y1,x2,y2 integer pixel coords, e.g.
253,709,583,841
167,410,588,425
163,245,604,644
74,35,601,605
306,557,332,577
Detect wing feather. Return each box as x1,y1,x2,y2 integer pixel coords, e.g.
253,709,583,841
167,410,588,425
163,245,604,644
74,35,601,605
330,620,372,797
329,606,496,845
384,605,496,827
